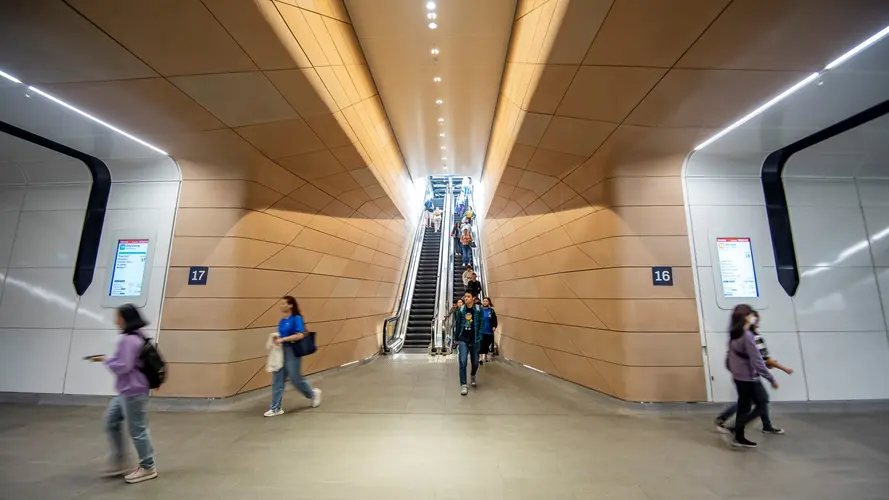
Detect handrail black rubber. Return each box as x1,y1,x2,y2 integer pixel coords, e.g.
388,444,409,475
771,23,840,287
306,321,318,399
762,99,889,296
0,120,111,296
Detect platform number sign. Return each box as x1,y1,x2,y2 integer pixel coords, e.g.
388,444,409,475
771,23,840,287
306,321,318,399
652,266,673,286
188,266,209,285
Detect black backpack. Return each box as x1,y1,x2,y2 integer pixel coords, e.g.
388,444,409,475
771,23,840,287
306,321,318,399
130,333,167,389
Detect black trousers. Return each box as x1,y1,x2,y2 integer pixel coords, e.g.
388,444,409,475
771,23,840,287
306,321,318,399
733,379,768,440
480,335,495,355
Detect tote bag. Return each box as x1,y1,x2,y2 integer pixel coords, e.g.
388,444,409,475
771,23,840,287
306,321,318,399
291,331,317,357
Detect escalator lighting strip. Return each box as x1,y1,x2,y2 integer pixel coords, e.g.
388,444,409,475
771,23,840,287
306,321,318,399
825,25,889,70
0,69,22,84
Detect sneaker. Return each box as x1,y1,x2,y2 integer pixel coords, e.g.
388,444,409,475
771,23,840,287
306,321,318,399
470,376,477,387
101,462,132,477
479,359,484,366
460,385,468,395
263,408,284,417
124,467,157,484
311,388,322,408
762,427,785,435
715,419,731,434
731,437,758,449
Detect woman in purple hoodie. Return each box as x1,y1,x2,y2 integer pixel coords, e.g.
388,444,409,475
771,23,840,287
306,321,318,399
88,304,157,484
726,304,779,449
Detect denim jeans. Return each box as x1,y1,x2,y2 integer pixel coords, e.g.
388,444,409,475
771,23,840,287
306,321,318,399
457,341,479,386
270,346,314,410
461,245,472,265
717,379,772,429
105,394,155,469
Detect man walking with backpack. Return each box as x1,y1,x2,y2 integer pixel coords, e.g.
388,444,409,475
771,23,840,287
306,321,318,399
88,304,161,484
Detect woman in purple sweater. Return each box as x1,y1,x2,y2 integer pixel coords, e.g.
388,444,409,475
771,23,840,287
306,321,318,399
726,304,779,449
89,304,157,483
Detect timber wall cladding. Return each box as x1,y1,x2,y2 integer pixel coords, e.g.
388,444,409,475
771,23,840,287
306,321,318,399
28,0,417,397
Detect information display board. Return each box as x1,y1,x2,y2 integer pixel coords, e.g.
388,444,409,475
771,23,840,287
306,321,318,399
716,237,759,298
109,239,149,297
102,231,156,309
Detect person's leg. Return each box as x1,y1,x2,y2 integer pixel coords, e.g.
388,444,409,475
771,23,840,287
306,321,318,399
733,380,762,445
269,367,285,411
716,403,739,425
104,395,127,465
284,348,314,399
457,341,468,386
753,380,778,431
122,395,155,471
469,343,480,385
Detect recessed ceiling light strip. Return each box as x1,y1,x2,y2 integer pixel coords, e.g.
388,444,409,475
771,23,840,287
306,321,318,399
0,67,168,156
694,24,889,151
27,86,169,156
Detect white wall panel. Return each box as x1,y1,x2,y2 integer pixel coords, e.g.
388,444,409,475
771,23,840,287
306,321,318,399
800,331,889,400
22,184,90,210
0,328,72,394
0,267,80,328
9,210,85,268
783,179,859,206
788,206,871,267
863,207,889,266
794,266,885,332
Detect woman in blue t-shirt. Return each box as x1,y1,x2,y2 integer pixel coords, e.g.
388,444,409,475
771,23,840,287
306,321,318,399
265,296,321,417
480,297,498,364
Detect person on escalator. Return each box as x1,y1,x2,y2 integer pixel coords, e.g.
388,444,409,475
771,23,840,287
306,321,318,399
456,294,483,395
442,298,463,351
466,273,482,299
479,297,498,364
462,265,474,289
424,198,435,228
432,207,442,232
460,229,473,266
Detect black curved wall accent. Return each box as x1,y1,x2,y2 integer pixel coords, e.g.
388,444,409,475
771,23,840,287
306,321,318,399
762,99,889,297
0,120,111,296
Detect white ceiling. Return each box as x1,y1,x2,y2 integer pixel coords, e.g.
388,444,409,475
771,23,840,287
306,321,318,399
686,27,889,178
0,77,173,185
344,0,516,179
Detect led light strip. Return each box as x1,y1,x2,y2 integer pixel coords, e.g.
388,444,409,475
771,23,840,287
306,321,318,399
694,24,889,152
0,69,168,156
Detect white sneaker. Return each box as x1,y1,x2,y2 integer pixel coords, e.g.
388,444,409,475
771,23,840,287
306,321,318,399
470,376,477,387
460,385,468,395
124,467,157,484
264,408,284,417
311,388,322,408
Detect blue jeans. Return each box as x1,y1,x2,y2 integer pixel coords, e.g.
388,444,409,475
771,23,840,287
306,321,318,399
270,346,314,410
717,379,772,429
461,245,472,265
457,341,479,386
105,394,155,469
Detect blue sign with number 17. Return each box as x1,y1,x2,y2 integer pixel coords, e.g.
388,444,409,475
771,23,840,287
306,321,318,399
188,266,209,285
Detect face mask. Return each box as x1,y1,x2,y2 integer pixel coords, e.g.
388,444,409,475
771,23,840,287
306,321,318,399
748,315,758,326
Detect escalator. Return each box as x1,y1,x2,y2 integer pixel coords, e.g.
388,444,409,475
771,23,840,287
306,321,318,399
403,195,443,349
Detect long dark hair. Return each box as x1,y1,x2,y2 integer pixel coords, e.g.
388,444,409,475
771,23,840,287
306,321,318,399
483,297,494,308
283,295,301,316
729,304,754,340
117,304,148,333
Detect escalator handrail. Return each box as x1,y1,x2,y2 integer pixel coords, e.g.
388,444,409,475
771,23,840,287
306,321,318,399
432,178,454,351
383,186,431,353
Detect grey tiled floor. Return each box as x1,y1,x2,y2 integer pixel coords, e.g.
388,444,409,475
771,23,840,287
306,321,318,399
1,354,888,499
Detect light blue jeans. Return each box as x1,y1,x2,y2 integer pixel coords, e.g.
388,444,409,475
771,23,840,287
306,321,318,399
105,394,155,469
270,346,314,410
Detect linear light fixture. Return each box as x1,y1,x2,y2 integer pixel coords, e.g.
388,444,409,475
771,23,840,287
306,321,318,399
27,86,169,156
1,67,168,156
825,25,889,70
694,24,889,152
0,69,22,84
694,73,819,151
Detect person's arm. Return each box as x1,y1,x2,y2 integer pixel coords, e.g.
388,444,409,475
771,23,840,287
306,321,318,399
490,309,498,330
104,336,140,375
745,333,776,384
766,358,793,374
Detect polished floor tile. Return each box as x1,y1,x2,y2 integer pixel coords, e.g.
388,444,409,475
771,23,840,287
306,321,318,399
0,353,888,499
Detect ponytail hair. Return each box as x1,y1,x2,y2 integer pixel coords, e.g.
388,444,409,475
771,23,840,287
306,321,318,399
728,304,754,340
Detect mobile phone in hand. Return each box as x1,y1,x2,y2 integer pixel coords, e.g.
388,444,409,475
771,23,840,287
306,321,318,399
83,354,103,361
